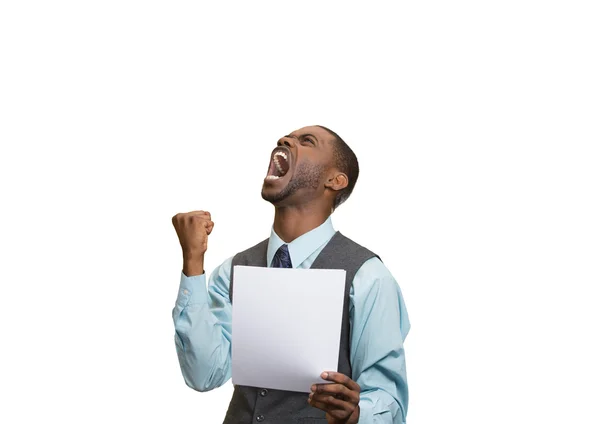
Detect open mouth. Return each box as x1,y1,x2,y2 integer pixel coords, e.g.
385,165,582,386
265,147,291,180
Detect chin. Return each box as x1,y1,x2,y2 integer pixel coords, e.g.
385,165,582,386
261,188,281,204
261,183,295,206
261,185,277,202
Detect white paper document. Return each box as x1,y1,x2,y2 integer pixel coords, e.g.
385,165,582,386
231,265,347,393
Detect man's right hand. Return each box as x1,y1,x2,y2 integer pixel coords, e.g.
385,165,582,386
172,210,214,276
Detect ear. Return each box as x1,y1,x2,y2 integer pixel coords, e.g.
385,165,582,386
325,172,348,192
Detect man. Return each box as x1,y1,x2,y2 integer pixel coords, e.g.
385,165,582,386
172,125,410,423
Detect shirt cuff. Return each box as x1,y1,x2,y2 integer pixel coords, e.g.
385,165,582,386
176,271,209,307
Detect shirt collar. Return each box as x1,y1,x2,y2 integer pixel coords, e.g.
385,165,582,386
267,216,336,268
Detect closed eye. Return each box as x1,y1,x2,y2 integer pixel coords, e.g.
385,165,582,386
302,136,316,145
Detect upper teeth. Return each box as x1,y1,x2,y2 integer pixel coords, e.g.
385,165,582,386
275,160,284,173
273,151,288,174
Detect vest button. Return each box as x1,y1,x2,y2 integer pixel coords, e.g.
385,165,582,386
256,415,265,422
259,389,268,397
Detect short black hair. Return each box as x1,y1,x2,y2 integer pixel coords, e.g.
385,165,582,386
317,125,359,210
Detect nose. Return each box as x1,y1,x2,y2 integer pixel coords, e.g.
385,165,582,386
277,136,296,149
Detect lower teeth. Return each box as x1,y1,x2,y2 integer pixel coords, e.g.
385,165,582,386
266,175,280,180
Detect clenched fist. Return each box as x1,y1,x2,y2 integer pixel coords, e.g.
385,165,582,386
172,210,214,276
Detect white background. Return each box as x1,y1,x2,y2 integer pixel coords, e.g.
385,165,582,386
1,1,598,423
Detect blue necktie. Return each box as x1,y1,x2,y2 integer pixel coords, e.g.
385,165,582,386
271,244,292,268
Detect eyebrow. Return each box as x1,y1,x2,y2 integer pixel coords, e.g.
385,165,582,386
286,133,319,144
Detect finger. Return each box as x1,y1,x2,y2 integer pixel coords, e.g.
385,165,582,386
311,393,353,406
189,210,211,218
323,389,358,405
321,371,361,392
173,212,210,225
308,398,334,413
308,397,353,420
206,221,214,235
308,395,349,412
311,383,357,404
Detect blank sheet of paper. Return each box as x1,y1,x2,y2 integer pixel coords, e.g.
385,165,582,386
231,265,347,393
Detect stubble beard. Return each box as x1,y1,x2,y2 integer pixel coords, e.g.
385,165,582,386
261,161,325,204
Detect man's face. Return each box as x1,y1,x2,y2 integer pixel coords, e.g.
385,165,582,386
261,126,336,206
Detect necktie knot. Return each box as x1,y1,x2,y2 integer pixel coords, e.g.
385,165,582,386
271,244,292,268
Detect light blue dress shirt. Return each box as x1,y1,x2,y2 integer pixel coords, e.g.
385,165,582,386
173,217,410,423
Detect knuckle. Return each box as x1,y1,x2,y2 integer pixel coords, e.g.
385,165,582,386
329,410,340,419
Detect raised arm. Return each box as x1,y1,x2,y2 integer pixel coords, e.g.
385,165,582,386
171,210,233,391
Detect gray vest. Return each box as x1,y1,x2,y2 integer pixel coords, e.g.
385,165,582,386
223,231,379,424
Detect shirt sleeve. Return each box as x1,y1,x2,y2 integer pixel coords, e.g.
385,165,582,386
172,256,234,392
349,257,411,424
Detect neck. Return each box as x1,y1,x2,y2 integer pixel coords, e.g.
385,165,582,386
272,201,331,243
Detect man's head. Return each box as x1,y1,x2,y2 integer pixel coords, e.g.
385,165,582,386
261,125,359,212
